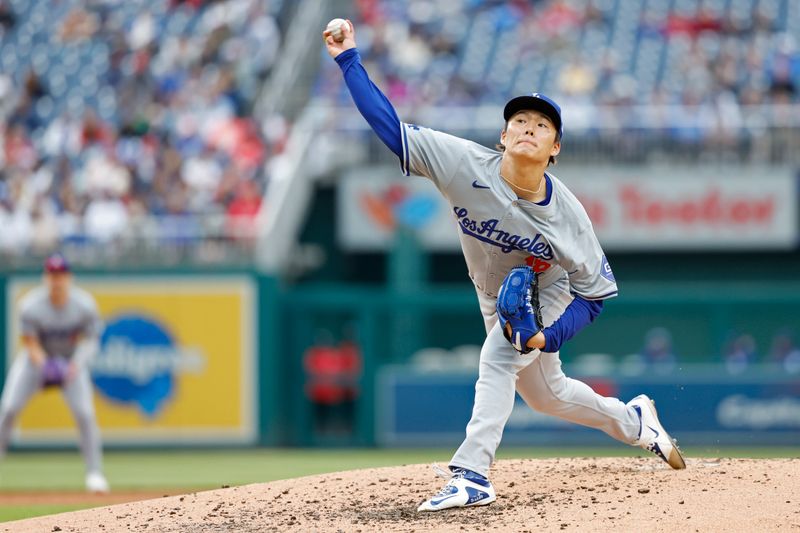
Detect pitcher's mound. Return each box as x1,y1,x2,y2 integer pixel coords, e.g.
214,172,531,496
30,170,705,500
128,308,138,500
7,457,799,532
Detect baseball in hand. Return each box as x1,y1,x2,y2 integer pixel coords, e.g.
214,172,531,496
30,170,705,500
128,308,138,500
326,18,348,42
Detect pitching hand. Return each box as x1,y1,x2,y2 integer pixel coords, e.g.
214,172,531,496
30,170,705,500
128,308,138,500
323,19,356,59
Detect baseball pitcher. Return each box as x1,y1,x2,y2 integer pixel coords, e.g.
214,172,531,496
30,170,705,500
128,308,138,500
0,254,109,493
323,20,686,512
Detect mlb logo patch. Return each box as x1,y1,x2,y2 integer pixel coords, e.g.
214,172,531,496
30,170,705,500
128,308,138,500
600,255,615,282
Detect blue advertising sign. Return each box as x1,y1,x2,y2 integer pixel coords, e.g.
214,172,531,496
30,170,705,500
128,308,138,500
376,366,800,446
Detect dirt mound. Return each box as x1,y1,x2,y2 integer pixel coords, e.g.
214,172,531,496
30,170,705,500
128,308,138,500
6,457,799,532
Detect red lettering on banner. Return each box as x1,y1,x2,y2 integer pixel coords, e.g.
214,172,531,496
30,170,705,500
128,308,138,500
646,202,663,224
754,199,774,221
525,256,552,273
731,201,749,223
678,202,697,223
576,196,606,227
620,186,643,222
701,191,722,222
619,186,777,225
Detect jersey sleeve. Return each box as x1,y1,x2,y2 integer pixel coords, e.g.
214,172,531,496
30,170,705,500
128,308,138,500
563,226,618,301
335,48,403,158
400,122,471,189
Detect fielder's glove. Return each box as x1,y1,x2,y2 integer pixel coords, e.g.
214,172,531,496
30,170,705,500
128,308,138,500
496,265,544,354
41,357,70,388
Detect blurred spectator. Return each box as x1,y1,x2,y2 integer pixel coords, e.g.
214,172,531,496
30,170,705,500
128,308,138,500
558,58,597,99
23,70,48,105
59,6,100,42
769,329,800,374
181,146,223,210
84,193,129,244
0,1,16,32
619,327,677,376
30,196,60,253
0,195,33,255
722,333,758,375
226,179,263,241
639,327,678,375
303,334,362,437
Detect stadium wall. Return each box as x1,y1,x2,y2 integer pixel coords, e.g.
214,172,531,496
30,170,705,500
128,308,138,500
2,270,798,448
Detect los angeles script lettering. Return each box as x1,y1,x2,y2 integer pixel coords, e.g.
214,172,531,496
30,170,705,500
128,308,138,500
453,206,554,259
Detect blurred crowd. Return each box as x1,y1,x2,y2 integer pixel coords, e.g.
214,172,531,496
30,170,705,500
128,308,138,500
0,0,289,258
4,0,800,259
318,0,799,149
619,326,800,375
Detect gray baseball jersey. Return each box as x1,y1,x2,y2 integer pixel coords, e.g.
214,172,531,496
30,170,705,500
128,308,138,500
19,286,102,358
399,122,617,310
397,123,639,478
1,284,105,475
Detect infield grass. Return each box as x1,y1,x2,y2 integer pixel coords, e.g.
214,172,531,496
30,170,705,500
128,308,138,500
0,504,96,523
1,446,798,522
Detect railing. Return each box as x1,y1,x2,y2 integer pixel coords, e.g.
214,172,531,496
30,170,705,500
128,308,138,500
0,214,260,271
320,103,800,165
255,0,328,120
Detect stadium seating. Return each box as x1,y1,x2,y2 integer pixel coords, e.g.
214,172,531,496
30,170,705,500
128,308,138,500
0,0,288,260
318,0,799,162
331,0,798,108
3,0,800,260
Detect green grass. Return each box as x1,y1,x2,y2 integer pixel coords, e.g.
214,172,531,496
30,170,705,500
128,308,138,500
1,447,798,522
0,505,97,522
3,447,799,490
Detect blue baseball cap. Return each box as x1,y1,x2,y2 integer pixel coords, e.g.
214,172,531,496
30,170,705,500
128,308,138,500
503,93,563,139
44,253,70,273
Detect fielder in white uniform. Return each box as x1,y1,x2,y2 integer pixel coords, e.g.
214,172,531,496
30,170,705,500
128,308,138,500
0,254,109,493
324,20,685,512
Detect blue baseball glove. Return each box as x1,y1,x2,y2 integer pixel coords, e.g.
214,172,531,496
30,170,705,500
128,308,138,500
496,265,544,354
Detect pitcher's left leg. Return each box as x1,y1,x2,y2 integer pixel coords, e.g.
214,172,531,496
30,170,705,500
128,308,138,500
63,369,109,491
516,353,686,468
516,352,640,443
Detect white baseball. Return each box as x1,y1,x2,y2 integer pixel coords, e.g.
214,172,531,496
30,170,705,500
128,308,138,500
326,18,348,42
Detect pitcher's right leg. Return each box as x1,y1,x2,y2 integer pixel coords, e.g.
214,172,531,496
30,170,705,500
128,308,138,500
0,354,42,458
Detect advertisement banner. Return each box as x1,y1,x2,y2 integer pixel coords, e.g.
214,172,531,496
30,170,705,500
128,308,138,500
376,367,800,446
558,167,798,250
338,169,459,251
338,167,798,251
5,276,257,445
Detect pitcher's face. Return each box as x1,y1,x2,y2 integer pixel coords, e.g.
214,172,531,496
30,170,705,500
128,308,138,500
501,110,561,163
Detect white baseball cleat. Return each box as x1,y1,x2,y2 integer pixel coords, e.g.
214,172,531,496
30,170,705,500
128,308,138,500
417,465,496,512
628,394,686,470
85,471,110,493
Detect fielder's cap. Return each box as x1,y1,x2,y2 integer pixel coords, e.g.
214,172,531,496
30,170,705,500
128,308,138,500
503,92,563,138
44,253,70,273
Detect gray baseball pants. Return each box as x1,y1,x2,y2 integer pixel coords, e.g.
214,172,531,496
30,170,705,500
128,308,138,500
0,353,103,474
450,278,641,477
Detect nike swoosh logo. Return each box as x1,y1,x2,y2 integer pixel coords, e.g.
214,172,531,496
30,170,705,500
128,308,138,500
472,180,491,189
513,331,523,352
648,425,660,437
430,493,460,506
